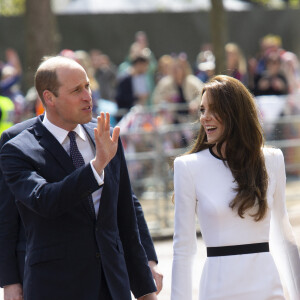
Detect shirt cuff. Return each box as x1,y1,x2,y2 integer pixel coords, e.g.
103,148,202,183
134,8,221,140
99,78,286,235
90,161,104,185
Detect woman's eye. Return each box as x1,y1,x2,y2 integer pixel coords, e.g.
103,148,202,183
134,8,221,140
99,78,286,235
199,108,205,115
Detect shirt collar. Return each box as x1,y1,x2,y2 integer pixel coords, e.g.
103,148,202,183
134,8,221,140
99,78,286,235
42,113,87,145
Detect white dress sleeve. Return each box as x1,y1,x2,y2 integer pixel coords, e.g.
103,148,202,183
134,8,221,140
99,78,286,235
171,157,198,300
269,149,300,300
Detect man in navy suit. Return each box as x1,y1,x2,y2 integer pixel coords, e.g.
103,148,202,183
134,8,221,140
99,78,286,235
0,56,158,300
0,117,163,300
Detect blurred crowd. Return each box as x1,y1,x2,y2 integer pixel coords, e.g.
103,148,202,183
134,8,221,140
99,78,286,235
1,32,300,149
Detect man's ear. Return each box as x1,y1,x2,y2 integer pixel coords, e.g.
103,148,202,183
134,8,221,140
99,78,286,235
43,90,55,107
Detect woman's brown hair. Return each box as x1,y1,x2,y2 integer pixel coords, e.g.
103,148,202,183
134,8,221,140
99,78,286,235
184,75,268,221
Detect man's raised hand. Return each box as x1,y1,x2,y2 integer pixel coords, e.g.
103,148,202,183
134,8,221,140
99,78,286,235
92,112,120,175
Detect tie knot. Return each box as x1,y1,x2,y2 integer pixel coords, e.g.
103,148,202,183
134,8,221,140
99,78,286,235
68,131,76,142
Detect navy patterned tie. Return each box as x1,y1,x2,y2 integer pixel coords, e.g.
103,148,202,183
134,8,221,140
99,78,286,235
68,131,96,219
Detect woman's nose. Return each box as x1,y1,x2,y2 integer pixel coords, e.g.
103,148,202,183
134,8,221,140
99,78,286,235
202,111,212,120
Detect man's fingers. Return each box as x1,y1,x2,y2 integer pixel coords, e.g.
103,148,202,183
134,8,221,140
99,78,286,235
100,112,105,132
105,112,110,131
97,112,105,134
96,116,101,134
97,112,112,135
112,126,120,143
94,121,119,144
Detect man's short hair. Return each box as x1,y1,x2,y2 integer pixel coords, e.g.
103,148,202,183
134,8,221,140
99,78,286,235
34,56,77,106
34,56,61,106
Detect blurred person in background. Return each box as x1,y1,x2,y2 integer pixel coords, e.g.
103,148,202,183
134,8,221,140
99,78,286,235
225,42,247,84
194,50,216,83
249,34,300,94
255,34,282,76
247,34,282,92
0,49,22,97
118,31,157,105
0,49,26,124
90,49,117,102
253,51,288,96
0,95,14,135
134,31,150,50
134,31,157,89
280,49,300,94
24,87,44,117
247,56,258,92
155,54,174,84
116,50,150,120
194,44,215,83
153,53,204,114
152,53,204,149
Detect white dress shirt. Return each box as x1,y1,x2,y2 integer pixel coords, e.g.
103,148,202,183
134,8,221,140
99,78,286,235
43,114,104,216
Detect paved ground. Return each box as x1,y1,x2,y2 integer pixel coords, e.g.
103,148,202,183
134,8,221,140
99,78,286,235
1,180,299,300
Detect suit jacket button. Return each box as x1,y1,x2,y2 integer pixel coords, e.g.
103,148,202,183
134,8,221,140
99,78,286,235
96,252,100,258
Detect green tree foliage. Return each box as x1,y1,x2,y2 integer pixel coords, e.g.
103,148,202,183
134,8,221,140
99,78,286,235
250,0,300,8
251,0,270,5
0,0,25,16
290,0,300,6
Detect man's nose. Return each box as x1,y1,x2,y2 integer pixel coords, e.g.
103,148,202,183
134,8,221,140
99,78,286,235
82,88,92,101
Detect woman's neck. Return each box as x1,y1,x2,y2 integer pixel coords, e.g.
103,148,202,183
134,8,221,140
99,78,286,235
212,143,226,158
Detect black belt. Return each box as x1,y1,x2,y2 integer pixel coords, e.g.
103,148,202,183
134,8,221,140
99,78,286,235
207,242,269,257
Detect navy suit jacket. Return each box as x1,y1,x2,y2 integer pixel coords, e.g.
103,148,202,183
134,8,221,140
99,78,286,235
0,118,39,287
0,117,156,300
0,116,157,288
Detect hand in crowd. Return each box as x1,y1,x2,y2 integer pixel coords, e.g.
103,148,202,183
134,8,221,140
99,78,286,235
272,77,286,91
257,78,270,91
5,48,22,75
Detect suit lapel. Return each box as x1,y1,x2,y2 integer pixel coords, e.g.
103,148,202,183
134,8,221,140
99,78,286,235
83,123,96,148
82,123,98,221
32,118,75,174
32,119,96,221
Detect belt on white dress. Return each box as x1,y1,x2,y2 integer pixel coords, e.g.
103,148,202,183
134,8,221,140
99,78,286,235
207,242,269,257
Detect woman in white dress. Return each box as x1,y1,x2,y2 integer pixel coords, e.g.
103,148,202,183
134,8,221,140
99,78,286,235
171,75,300,300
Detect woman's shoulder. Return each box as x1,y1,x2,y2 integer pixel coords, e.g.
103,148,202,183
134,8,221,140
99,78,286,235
174,149,209,165
263,147,285,170
263,146,283,159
